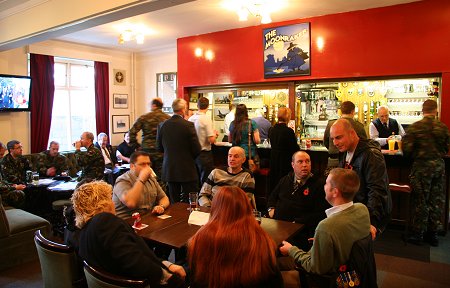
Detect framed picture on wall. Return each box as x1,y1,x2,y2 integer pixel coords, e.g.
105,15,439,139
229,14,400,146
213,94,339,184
157,72,177,111
114,69,126,85
113,93,128,109
112,115,130,134
263,22,311,78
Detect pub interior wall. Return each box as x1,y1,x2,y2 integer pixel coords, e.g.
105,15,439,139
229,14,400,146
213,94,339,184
0,40,177,152
177,0,450,127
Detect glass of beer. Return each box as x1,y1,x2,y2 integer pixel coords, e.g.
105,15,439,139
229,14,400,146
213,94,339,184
189,192,199,211
388,139,396,151
32,172,39,186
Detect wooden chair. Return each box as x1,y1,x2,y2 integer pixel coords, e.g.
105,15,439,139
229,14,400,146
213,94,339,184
83,260,149,288
389,183,412,243
34,230,85,288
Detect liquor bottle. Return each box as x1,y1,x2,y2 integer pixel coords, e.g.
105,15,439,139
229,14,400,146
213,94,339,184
363,102,368,124
369,101,375,121
354,105,359,121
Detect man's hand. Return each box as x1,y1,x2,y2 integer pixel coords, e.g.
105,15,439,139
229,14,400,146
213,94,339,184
279,240,292,256
370,225,377,240
12,184,26,190
168,264,186,279
74,140,82,150
47,167,56,177
152,205,164,215
138,166,152,183
268,208,275,218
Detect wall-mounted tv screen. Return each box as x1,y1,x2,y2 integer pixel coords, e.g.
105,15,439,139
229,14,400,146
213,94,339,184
0,74,32,112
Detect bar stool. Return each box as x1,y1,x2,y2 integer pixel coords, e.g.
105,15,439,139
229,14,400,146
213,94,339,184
389,183,412,244
51,199,72,237
254,168,270,210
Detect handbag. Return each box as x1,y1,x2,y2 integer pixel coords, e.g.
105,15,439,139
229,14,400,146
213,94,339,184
247,121,259,174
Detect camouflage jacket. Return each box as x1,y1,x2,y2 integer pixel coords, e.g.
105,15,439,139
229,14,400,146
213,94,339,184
403,115,450,161
129,108,170,151
38,150,69,177
75,144,105,181
0,173,15,193
0,153,30,184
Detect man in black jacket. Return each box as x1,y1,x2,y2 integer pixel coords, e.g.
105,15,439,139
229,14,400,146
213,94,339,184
156,99,201,203
267,151,330,250
330,118,392,240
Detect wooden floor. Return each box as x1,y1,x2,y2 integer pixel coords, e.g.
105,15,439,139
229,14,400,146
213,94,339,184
1,230,450,287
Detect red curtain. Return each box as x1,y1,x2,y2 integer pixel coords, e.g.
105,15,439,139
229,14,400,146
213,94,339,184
30,54,55,153
94,61,110,136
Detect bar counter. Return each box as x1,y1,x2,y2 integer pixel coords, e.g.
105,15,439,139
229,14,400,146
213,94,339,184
211,143,449,233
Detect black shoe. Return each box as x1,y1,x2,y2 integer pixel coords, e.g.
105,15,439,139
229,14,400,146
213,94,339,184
424,231,439,247
406,232,423,245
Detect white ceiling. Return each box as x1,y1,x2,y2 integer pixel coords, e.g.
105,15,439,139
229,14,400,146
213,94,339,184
3,0,420,53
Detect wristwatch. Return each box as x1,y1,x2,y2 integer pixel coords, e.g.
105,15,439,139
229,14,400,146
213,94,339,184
267,207,274,213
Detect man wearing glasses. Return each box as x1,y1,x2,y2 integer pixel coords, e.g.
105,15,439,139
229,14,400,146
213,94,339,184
330,118,391,240
0,140,30,184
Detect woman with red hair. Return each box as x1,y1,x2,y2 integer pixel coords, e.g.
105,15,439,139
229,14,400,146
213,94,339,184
188,186,283,288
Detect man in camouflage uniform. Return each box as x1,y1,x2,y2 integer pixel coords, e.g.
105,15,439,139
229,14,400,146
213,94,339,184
0,172,25,208
0,142,6,159
39,141,69,177
74,132,105,181
0,140,30,184
403,99,450,246
129,98,170,180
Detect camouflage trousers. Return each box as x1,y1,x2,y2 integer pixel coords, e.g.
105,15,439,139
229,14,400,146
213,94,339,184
409,159,445,233
144,149,166,193
1,189,25,208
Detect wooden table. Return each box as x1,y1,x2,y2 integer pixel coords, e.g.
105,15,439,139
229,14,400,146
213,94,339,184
129,203,304,249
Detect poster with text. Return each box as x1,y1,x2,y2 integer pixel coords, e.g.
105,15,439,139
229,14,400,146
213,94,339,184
263,23,310,78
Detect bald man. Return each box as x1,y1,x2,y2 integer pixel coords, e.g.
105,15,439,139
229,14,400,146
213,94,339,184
369,106,405,149
330,118,391,239
267,151,330,250
198,146,255,208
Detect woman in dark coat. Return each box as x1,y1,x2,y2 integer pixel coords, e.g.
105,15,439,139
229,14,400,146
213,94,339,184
268,107,299,191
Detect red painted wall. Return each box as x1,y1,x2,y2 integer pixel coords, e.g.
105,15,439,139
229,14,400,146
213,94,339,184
177,0,450,126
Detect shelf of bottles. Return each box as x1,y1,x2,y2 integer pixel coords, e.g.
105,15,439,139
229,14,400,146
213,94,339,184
189,88,289,141
295,83,340,143
295,77,440,143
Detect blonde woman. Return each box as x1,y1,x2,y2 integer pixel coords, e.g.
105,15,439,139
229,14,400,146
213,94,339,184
69,181,186,287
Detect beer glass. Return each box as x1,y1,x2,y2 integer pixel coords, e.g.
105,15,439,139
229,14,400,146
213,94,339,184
189,192,199,211
253,210,262,225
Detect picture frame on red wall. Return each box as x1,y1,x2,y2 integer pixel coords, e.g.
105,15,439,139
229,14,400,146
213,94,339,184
263,22,311,78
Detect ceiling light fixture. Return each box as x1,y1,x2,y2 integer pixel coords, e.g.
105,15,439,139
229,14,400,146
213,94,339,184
223,0,284,24
118,29,145,45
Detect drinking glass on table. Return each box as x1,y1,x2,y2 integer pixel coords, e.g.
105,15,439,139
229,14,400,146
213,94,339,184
117,158,123,166
32,172,39,186
189,192,199,211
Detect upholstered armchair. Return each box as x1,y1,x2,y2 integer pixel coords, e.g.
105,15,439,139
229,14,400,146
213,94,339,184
0,196,51,271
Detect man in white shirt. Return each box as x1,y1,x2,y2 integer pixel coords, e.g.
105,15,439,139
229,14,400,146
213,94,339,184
223,103,235,142
189,97,218,184
94,132,117,169
369,106,405,149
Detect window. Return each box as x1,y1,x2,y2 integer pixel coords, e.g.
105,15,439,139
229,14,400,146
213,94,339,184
48,58,96,151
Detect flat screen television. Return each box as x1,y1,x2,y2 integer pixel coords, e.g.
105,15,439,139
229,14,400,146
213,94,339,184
0,74,32,112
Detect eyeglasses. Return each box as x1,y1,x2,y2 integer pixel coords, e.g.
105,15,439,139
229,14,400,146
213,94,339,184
12,146,23,150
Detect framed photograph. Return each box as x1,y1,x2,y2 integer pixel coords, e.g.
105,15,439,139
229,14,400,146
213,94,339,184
213,92,232,105
113,93,128,109
214,107,228,121
112,115,130,134
263,23,311,78
114,69,126,85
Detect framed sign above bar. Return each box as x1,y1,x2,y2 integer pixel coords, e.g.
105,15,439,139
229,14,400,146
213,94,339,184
112,115,130,134
263,23,311,78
